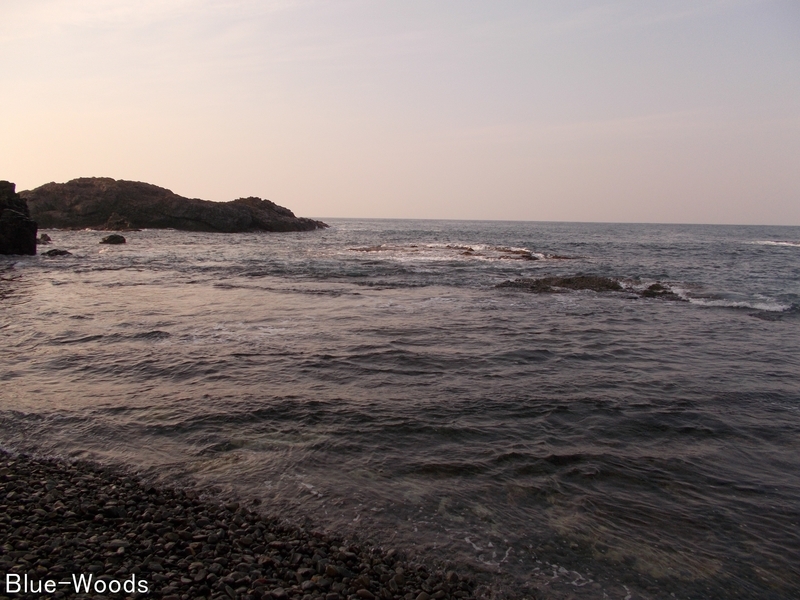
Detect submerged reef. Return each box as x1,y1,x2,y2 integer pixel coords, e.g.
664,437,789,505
496,276,623,293
497,276,685,300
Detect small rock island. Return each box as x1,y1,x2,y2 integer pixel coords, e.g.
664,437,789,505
21,178,328,233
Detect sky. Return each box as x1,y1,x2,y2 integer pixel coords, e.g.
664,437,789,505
1,0,798,224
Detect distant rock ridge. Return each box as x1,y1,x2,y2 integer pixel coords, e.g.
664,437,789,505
0,181,38,255
20,177,328,233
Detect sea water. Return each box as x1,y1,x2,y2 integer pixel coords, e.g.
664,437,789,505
2,220,799,599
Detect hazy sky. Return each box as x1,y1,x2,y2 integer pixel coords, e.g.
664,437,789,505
2,0,798,224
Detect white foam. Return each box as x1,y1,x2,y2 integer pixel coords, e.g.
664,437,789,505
465,536,483,551
688,298,792,312
750,240,800,247
347,242,539,263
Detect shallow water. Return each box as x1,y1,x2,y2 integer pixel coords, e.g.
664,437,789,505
2,220,799,599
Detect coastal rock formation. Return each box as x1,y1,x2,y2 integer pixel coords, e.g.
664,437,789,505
41,248,72,257
101,234,126,244
103,211,136,231
0,181,37,255
639,282,684,300
497,276,687,301
21,178,328,233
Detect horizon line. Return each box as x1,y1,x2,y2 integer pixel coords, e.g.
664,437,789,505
314,216,800,228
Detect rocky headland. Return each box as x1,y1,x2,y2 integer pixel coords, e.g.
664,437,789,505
0,181,37,255
0,451,477,600
20,178,328,233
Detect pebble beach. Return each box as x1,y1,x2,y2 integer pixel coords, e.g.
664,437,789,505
0,451,477,600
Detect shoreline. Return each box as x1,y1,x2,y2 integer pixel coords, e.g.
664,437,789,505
0,451,478,600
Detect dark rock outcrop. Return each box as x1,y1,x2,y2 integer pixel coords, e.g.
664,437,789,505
0,181,37,255
103,211,136,231
497,276,687,301
21,178,328,233
497,275,623,293
42,248,72,257
639,282,683,300
101,233,126,244
37,233,51,244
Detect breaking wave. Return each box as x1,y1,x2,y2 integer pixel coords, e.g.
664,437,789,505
750,240,800,247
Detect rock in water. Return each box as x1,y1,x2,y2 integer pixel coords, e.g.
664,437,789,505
20,177,328,232
101,234,126,244
0,181,38,255
497,275,623,293
639,282,684,300
37,233,52,244
497,276,688,301
42,248,72,257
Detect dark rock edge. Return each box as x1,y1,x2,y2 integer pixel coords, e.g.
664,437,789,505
0,181,37,256
496,276,685,300
0,451,476,600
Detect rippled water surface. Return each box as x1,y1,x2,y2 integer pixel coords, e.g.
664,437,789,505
2,220,799,599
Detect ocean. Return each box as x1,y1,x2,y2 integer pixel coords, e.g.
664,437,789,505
1,219,799,599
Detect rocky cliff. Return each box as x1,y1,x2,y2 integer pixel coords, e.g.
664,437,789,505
0,181,38,255
20,178,327,233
